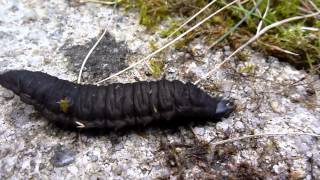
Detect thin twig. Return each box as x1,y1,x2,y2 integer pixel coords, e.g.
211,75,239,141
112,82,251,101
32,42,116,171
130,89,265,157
78,29,107,83
96,0,240,85
301,0,313,11
209,132,320,146
167,0,218,38
208,0,263,49
308,0,320,12
194,11,320,85
299,7,315,14
301,27,320,31
259,41,300,56
256,0,269,34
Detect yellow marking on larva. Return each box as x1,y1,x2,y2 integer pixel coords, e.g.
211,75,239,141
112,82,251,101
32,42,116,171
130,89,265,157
57,98,70,113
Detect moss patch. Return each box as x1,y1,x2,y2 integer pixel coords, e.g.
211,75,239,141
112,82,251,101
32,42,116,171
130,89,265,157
149,58,165,78
98,0,320,74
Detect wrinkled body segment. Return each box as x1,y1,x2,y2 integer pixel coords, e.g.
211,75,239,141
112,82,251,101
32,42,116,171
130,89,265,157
0,70,235,130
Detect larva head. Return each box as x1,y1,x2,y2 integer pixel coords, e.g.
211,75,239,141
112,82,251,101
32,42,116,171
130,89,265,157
0,70,22,94
214,98,235,118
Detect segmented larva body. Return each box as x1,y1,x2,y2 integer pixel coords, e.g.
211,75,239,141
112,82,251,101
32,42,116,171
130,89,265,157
0,70,234,130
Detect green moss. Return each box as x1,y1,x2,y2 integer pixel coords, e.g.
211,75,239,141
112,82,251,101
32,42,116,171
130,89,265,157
259,24,320,73
149,58,165,77
174,35,193,49
271,0,301,19
239,63,255,74
118,0,209,30
149,40,158,51
315,21,320,28
159,20,183,38
138,0,169,29
98,0,320,74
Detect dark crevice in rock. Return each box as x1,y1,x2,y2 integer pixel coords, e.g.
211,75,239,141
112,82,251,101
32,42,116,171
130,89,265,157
61,31,130,83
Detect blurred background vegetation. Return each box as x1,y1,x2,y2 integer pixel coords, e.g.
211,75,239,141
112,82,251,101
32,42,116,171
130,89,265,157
85,0,320,74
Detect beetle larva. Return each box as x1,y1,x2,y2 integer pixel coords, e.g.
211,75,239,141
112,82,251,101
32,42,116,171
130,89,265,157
0,70,235,130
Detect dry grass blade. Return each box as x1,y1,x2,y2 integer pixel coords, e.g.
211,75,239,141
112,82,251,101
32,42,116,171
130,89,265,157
95,0,240,84
208,0,263,49
256,0,269,34
78,29,107,84
167,0,218,38
307,0,320,12
194,11,320,85
260,41,300,56
301,27,320,31
209,132,320,146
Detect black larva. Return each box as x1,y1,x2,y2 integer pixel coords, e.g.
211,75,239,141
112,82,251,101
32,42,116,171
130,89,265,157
0,70,235,130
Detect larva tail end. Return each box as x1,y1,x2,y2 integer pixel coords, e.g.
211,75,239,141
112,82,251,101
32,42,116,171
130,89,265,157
0,70,22,94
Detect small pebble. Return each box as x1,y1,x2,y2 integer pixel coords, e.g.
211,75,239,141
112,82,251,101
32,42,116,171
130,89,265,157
67,165,79,175
289,93,303,103
113,165,123,176
216,122,229,132
234,121,245,132
50,148,75,167
0,90,15,100
87,151,98,162
193,127,205,136
270,101,286,113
